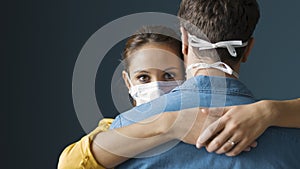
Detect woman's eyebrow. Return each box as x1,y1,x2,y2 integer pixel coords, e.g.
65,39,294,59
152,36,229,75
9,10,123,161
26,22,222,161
133,70,150,74
164,67,179,71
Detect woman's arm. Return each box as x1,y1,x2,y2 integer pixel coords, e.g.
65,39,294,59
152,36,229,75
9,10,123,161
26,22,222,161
58,108,220,169
58,107,221,169
268,98,300,128
91,107,219,168
196,98,300,156
91,112,176,168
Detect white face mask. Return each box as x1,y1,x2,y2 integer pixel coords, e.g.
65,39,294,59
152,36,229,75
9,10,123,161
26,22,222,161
125,73,184,106
186,61,239,78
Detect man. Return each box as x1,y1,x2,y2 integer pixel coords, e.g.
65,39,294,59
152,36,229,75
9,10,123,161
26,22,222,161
110,0,300,168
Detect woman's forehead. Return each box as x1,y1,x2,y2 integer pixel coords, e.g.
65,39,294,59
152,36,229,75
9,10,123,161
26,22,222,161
128,47,183,73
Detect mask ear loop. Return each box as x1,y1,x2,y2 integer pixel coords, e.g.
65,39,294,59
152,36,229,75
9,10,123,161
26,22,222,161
186,63,211,77
125,72,134,89
211,62,239,78
124,72,137,106
186,62,239,78
188,33,248,57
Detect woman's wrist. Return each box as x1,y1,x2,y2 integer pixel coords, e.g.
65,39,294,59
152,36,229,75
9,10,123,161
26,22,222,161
259,100,280,127
257,100,279,127
264,98,300,128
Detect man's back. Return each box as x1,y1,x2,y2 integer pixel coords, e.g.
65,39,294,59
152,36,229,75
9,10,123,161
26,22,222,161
111,76,300,169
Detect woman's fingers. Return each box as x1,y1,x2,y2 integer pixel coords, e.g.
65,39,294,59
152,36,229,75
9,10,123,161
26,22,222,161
204,134,258,155
205,128,233,153
224,139,258,156
250,141,257,148
242,141,257,152
214,139,236,154
196,118,225,148
243,147,251,152
225,138,253,156
213,134,241,154
215,139,257,154
196,107,231,148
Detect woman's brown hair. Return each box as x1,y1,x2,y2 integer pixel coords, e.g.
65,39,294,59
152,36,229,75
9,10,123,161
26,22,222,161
122,26,183,71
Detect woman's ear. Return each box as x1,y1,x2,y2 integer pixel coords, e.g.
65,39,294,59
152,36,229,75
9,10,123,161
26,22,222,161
241,38,255,63
122,70,131,90
180,27,189,56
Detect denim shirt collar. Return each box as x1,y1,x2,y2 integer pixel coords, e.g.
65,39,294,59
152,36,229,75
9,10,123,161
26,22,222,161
172,75,255,98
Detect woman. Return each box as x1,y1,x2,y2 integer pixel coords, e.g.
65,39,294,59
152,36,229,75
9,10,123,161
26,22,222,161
58,26,187,169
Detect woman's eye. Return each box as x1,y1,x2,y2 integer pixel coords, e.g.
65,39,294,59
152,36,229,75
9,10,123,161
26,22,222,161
137,75,150,83
164,72,176,80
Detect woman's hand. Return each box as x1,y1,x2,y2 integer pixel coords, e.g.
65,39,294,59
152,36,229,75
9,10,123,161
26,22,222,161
196,101,274,156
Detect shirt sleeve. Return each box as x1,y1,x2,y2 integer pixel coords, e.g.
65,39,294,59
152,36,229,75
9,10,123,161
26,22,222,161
109,115,122,129
57,118,114,169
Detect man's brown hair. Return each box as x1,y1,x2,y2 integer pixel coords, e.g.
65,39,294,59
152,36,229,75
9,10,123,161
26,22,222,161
178,0,260,63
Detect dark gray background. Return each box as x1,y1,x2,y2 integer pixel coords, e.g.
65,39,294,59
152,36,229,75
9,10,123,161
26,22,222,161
7,0,299,169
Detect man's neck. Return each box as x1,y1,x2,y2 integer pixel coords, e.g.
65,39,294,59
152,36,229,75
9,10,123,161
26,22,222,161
185,53,241,79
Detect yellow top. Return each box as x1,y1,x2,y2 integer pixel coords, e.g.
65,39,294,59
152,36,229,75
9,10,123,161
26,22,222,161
58,118,114,169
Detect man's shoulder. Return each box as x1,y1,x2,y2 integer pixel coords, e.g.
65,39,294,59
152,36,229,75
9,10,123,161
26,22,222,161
110,94,180,129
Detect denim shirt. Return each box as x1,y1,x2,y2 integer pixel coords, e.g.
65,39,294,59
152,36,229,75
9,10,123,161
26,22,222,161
110,76,300,169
